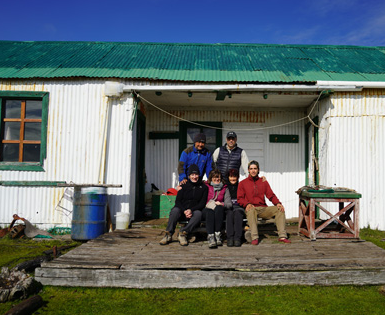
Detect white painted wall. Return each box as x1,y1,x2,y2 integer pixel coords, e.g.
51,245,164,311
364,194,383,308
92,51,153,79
146,108,307,219
312,90,385,230
0,79,135,228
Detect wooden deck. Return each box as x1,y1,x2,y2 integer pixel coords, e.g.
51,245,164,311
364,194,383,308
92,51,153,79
35,223,385,288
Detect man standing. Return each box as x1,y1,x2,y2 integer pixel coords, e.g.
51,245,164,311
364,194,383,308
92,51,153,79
160,164,208,246
178,133,212,184
237,160,291,245
212,131,249,182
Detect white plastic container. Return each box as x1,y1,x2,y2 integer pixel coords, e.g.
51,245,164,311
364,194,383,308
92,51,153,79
115,212,130,230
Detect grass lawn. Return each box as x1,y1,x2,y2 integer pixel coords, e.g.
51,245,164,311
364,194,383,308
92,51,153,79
0,228,385,315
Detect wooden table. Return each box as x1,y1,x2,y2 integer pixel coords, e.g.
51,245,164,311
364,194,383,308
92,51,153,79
298,190,361,240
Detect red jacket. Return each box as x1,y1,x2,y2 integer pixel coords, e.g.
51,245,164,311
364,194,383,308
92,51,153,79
237,175,281,208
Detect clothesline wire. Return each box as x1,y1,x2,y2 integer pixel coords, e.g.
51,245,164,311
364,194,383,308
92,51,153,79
134,90,325,131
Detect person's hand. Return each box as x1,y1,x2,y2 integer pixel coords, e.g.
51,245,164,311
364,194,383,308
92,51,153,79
180,179,187,185
176,185,182,191
245,204,254,212
184,209,192,218
261,176,267,182
277,203,285,212
215,201,223,205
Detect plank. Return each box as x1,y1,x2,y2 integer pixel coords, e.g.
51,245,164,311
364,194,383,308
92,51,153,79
35,268,385,288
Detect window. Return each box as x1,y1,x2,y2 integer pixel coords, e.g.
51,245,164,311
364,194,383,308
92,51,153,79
179,121,222,155
0,91,49,171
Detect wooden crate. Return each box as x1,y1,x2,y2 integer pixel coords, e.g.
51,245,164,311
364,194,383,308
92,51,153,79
152,195,176,218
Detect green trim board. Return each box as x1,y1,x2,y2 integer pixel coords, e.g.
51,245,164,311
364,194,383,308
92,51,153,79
0,91,49,171
299,190,362,199
135,110,146,220
269,134,299,143
0,163,45,171
0,181,66,186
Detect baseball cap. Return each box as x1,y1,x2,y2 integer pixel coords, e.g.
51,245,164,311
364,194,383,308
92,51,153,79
226,131,237,138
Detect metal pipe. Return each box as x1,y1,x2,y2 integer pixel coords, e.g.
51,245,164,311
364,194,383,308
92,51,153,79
317,81,385,89
104,81,363,97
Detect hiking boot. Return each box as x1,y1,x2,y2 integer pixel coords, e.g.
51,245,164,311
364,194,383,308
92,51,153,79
178,231,188,246
207,234,217,248
215,232,223,246
244,230,252,243
234,239,242,247
227,238,234,247
159,231,172,245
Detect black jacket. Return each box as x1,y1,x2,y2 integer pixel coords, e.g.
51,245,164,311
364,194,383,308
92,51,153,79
215,144,243,180
175,179,208,211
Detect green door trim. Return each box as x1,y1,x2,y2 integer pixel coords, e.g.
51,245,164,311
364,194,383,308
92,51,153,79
135,110,146,220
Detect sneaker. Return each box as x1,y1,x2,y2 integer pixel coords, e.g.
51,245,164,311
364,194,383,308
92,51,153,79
234,240,242,247
207,234,217,248
227,238,234,247
215,232,223,246
178,231,188,246
244,230,252,243
159,231,172,245
251,239,259,246
278,238,291,244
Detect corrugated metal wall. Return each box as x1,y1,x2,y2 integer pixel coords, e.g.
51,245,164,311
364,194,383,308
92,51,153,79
3,79,384,231
314,89,385,230
146,108,307,219
0,79,135,228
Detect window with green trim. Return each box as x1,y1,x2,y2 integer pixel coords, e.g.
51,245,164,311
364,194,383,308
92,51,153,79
179,121,222,155
0,91,49,171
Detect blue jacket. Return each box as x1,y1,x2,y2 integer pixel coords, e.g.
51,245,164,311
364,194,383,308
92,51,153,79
178,146,212,182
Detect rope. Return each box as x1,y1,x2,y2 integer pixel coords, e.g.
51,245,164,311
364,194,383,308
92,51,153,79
134,90,325,131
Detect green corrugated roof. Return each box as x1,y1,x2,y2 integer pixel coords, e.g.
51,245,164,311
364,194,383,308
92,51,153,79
1,41,385,83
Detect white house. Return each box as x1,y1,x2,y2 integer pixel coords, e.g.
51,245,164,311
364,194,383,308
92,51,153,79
0,41,384,230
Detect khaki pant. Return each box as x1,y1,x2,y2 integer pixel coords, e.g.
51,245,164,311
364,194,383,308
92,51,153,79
246,206,287,240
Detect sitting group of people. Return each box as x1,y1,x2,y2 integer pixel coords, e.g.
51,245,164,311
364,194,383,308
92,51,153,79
160,160,291,248
160,131,291,248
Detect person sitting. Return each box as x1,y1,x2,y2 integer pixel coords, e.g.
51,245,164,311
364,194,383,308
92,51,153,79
225,169,245,247
202,169,232,248
159,164,208,246
237,160,291,245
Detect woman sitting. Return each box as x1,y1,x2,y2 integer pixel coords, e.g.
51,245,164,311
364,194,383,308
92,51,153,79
226,169,245,247
203,169,232,248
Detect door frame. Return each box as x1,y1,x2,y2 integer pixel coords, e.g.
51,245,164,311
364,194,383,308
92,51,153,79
135,110,146,219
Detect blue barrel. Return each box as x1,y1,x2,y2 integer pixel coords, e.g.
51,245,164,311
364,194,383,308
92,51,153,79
71,187,107,241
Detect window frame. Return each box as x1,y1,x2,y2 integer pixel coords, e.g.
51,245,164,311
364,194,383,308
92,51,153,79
179,121,222,156
0,91,49,171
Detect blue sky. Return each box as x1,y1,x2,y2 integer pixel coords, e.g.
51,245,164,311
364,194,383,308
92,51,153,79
1,0,384,46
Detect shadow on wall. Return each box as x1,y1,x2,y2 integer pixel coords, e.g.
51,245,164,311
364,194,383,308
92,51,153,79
107,194,131,218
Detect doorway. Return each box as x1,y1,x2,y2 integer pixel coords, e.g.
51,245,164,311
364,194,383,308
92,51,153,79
135,110,146,219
